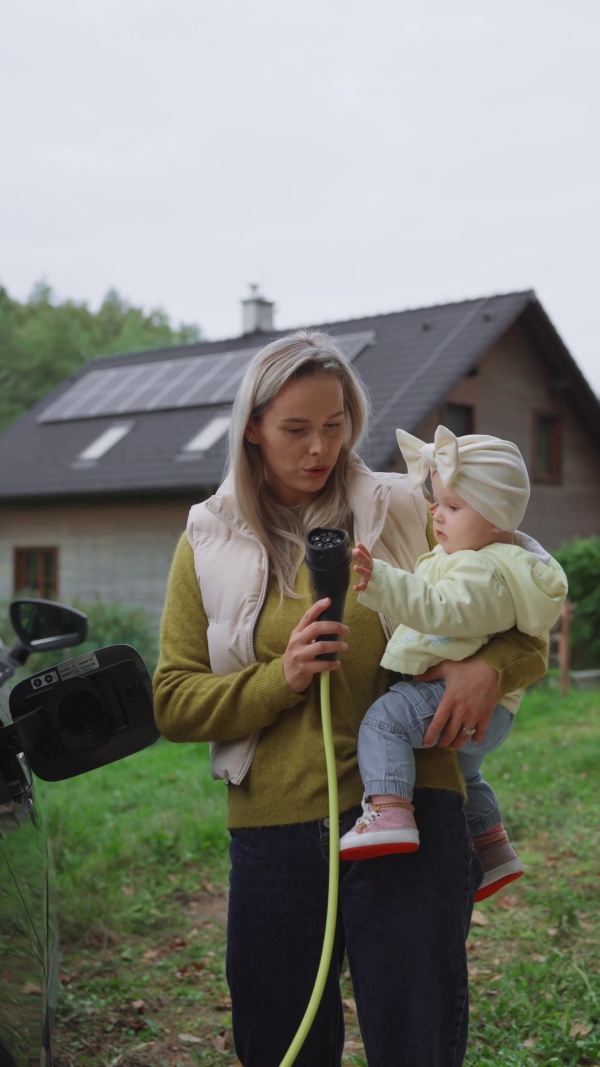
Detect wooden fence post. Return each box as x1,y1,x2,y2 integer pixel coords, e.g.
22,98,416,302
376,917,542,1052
559,602,574,698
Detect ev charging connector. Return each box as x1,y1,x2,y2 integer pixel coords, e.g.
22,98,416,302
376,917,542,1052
278,528,351,1067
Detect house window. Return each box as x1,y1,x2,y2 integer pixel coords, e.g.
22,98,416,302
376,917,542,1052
533,413,562,483
14,548,59,598
441,403,474,436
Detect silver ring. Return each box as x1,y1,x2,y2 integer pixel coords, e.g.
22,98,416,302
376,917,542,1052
461,727,476,736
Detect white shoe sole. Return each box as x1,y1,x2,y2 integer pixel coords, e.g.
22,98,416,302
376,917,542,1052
475,858,524,902
478,857,523,889
340,828,420,861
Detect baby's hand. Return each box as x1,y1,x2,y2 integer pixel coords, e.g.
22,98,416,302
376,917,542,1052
352,542,374,592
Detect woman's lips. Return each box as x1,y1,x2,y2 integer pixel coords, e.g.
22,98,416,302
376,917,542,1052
304,467,329,478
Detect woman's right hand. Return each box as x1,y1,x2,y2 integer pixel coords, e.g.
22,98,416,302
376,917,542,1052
283,597,349,693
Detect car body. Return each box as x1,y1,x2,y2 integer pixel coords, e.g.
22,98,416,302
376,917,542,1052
0,599,158,1066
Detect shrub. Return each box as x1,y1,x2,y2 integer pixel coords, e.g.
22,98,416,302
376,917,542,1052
553,536,600,669
70,598,160,677
0,596,159,682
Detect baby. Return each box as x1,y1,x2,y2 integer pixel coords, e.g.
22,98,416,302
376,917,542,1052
339,425,568,901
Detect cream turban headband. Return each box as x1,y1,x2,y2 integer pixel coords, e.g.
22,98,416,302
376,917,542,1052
396,425,530,532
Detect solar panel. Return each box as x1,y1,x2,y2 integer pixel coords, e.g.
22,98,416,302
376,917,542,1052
37,331,375,423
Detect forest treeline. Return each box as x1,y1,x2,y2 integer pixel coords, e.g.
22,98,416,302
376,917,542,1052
0,282,202,432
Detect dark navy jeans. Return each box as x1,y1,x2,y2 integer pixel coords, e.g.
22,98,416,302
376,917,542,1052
227,789,482,1067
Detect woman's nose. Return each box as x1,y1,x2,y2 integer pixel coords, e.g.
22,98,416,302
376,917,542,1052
308,433,327,455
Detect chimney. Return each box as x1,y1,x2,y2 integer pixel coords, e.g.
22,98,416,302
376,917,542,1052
242,284,275,334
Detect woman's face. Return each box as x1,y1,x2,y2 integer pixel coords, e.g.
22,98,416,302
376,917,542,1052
248,372,346,507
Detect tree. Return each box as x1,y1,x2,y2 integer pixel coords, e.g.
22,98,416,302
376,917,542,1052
0,282,203,432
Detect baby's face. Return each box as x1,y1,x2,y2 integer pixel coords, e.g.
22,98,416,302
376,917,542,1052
430,473,501,554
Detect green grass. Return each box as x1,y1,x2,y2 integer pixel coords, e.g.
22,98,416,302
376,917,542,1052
41,738,230,940
464,688,599,1066
42,688,600,1066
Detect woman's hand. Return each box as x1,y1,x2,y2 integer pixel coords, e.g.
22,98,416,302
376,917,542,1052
352,542,374,592
283,598,349,694
416,657,499,748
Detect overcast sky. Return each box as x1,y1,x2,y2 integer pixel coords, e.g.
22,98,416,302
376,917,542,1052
2,1,599,393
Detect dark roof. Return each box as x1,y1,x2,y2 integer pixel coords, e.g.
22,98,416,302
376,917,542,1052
0,290,598,502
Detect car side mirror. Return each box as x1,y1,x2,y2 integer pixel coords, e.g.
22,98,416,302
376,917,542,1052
4,644,159,782
9,599,88,653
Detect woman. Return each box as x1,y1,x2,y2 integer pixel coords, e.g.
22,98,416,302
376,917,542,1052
154,330,546,1067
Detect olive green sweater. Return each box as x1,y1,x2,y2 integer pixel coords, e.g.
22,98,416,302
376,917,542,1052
154,534,548,829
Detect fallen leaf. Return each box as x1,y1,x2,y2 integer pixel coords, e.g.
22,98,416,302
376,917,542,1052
214,1030,229,1052
132,999,145,1011
22,983,41,995
497,894,518,909
470,910,489,927
169,936,187,951
523,1038,536,1048
178,1033,203,1044
570,1022,590,1037
531,954,546,963
344,1039,363,1050
342,997,357,1014
547,927,558,936
124,1042,155,1055
121,885,134,895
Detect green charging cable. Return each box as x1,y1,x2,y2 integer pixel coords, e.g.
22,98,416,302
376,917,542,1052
278,671,340,1067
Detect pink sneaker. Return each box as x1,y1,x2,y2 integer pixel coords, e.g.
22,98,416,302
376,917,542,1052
472,826,524,902
339,800,420,861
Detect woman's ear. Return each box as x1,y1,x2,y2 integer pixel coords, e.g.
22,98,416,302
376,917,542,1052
245,423,258,445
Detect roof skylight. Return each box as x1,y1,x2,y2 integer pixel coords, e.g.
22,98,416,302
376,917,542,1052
77,423,133,461
182,416,231,454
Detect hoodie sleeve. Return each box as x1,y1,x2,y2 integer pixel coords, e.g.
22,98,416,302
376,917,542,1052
359,553,518,638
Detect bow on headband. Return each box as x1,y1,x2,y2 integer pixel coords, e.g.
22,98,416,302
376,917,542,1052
396,425,461,489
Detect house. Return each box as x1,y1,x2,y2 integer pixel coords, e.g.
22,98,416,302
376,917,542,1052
0,289,598,619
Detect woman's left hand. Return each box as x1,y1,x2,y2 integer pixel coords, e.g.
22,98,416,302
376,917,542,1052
416,657,499,749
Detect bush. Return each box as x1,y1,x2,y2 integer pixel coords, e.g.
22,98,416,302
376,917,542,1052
0,596,159,682
70,598,160,677
553,536,600,669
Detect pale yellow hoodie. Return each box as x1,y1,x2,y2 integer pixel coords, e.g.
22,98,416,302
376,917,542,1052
359,530,567,712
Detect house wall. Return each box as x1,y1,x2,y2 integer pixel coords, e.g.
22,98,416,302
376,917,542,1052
0,498,197,618
389,322,600,550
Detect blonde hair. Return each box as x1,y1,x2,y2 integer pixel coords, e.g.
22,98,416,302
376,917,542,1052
227,330,370,598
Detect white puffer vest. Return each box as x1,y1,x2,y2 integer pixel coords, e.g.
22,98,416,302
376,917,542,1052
187,460,429,784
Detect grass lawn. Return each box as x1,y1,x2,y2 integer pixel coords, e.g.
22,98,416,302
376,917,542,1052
43,685,599,1066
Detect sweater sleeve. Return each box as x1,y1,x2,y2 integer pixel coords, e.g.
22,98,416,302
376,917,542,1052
153,534,305,744
475,628,548,698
